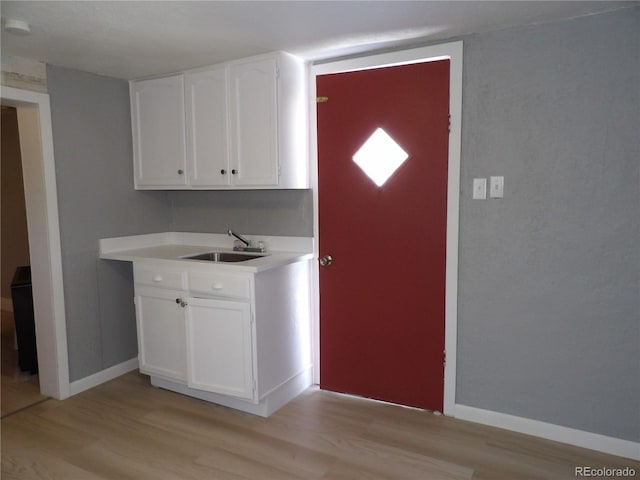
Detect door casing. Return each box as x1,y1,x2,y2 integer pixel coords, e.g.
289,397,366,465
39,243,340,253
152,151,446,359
310,41,463,415
2,86,70,400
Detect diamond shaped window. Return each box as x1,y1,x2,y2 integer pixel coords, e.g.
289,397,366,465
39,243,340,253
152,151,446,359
352,128,409,187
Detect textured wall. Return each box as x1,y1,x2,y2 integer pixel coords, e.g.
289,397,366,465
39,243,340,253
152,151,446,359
169,189,313,237
456,8,640,441
47,65,171,382
0,107,30,299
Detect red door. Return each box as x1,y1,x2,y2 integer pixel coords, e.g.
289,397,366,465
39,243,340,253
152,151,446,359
317,60,449,411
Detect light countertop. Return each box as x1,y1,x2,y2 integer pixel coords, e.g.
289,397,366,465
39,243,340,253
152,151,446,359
99,232,314,273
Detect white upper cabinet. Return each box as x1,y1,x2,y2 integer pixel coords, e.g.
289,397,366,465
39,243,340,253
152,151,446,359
185,67,230,187
130,52,308,190
229,58,278,187
131,74,188,188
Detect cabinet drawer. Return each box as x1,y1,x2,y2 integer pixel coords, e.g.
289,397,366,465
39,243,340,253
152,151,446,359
188,272,251,299
134,264,186,290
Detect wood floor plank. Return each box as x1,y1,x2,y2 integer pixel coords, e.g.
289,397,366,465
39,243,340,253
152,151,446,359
1,310,48,418
2,372,638,480
141,406,334,478
1,450,106,480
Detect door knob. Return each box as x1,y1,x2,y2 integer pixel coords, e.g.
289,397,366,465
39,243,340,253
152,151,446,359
319,255,333,266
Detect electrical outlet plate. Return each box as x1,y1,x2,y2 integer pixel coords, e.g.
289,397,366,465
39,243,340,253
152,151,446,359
473,178,487,199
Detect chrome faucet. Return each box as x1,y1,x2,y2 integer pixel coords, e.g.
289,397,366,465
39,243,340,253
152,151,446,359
228,230,266,253
228,229,251,248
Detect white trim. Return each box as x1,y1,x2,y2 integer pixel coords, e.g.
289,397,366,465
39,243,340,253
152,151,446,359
69,358,139,396
1,297,14,312
309,41,463,415
1,86,70,400
455,404,640,461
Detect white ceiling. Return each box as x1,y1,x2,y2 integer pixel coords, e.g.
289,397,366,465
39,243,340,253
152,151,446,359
1,1,636,80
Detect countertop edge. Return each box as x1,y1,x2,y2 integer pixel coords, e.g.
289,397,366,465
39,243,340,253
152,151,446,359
99,233,315,273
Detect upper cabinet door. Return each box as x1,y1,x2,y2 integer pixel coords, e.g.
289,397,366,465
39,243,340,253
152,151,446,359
185,68,230,187
229,58,279,187
131,74,188,188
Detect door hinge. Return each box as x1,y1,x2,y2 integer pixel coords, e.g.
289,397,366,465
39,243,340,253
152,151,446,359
448,114,451,133
443,350,447,367
316,96,329,103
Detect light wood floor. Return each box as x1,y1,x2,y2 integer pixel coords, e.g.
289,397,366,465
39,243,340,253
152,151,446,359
2,372,637,479
1,310,47,417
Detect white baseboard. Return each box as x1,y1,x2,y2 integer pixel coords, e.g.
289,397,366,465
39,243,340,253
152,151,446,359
454,404,640,461
69,358,139,396
1,297,14,312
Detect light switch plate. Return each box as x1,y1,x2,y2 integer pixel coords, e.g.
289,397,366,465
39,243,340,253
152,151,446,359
473,178,487,199
490,176,504,198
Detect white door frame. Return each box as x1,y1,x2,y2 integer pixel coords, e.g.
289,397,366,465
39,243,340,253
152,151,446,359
309,41,462,415
2,86,70,400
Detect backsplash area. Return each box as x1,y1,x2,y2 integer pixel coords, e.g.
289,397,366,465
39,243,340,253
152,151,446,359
168,189,313,237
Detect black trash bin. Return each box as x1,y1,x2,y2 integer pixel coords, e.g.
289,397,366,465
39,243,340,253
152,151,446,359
11,266,38,374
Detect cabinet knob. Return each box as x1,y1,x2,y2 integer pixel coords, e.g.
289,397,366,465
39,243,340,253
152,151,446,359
177,169,184,175
152,275,163,283
175,298,187,308
211,283,224,290
220,169,226,175
231,169,237,175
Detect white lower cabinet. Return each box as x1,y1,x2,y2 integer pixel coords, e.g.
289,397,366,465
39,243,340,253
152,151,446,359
186,297,253,399
135,288,187,381
132,260,312,416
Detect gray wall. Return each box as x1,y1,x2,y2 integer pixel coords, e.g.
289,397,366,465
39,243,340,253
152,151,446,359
169,189,313,236
456,8,639,442
47,65,171,381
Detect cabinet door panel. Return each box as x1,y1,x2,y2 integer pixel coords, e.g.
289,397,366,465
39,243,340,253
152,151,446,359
186,298,254,400
186,68,230,187
229,59,279,186
135,292,187,381
131,74,187,187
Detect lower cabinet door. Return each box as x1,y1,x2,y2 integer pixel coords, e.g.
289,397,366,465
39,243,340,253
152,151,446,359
135,291,187,381
185,297,254,400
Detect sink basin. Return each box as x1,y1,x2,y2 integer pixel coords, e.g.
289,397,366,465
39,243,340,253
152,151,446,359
182,251,267,263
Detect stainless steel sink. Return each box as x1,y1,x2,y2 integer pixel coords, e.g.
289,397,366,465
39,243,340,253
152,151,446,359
181,251,267,262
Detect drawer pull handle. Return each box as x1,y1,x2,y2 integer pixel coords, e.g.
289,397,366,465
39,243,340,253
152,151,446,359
152,275,163,283
211,283,224,290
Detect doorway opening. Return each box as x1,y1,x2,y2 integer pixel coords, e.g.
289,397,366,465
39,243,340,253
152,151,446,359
310,41,463,415
1,87,70,401
1,105,46,416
